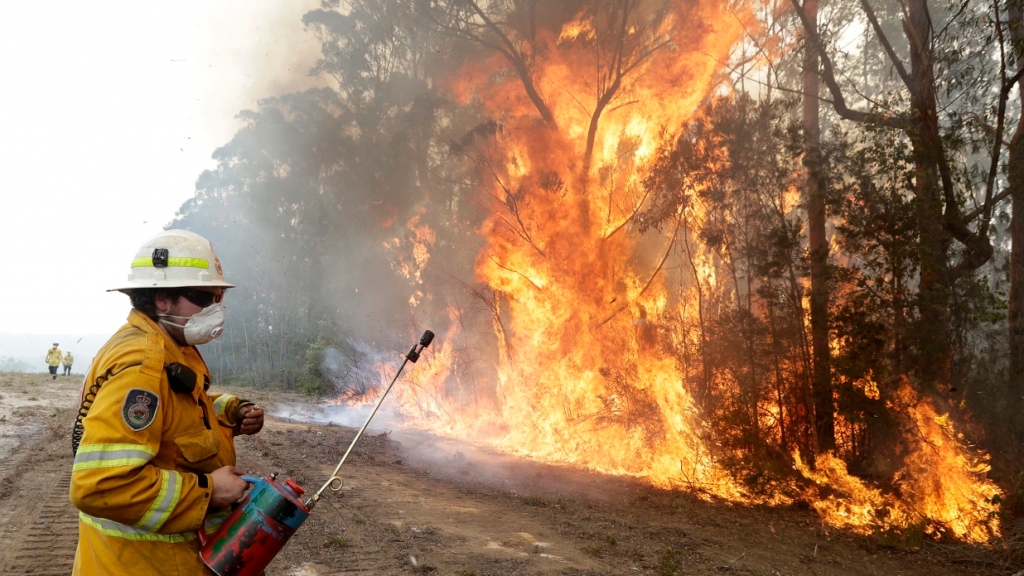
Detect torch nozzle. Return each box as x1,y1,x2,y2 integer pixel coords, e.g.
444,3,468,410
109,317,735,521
420,330,435,347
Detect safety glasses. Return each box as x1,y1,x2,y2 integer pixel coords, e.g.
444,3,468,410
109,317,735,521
179,288,223,308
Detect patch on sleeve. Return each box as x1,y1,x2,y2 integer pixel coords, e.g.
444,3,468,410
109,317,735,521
121,389,159,431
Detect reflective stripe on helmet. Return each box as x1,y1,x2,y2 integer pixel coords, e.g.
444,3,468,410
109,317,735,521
136,469,182,532
131,257,210,269
72,443,157,471
111,229,234,291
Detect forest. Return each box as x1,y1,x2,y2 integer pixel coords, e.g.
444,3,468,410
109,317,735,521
171,0,1024,548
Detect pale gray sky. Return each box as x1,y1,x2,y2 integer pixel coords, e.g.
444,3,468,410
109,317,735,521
0,0,322,338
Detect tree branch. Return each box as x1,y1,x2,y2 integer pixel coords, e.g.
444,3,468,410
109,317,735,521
859,0,913,89
789,0,911,130
595,207,683,329
603,188,651,241
981,0,1010,239
964,188,1011,222
464,0,558,129
488,255,543,291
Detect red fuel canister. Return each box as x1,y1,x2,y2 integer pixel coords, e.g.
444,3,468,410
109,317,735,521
196,330,434,574
197,474,310,576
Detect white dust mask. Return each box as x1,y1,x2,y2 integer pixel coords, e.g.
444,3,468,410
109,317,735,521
159,304,226,345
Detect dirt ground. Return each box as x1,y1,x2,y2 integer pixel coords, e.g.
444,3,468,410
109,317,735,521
0,371,1020,576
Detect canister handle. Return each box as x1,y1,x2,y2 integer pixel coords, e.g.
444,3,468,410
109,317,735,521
197,475,262,546
197,517,210,547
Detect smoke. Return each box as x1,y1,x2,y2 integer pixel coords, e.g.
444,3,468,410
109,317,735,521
170,0,492,388
273,401,396,429
187,0,326,151
173,0,740,435
274,402,647,502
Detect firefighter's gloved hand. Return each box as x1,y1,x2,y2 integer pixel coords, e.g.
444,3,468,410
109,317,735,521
210,466,248,508
238,404,265,435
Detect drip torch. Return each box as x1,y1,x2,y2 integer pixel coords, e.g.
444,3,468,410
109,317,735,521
197,330,435,576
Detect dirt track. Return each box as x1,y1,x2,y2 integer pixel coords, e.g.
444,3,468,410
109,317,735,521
0,372,1016,575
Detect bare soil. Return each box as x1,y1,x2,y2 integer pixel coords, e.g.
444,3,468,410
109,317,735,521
0,371,1018,576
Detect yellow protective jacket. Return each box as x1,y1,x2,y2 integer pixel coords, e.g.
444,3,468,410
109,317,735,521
70,310,252,575
64,353,74,366
46,347,63,366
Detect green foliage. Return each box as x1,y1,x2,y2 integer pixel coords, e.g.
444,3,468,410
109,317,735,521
0,357,34,373
658,548,680,576
643,93,814,472
299,336,333,397
520,494,548,507
323,536,350,548
171,0,460,389
582,543,605,558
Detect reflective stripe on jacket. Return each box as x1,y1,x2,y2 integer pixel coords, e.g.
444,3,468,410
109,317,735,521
46,348,62,366
70,310,243,575
210,393,250,432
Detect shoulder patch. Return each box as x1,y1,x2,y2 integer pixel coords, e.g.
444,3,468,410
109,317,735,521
122,389,159,431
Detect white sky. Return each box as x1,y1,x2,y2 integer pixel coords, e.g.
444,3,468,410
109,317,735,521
0,0,323,338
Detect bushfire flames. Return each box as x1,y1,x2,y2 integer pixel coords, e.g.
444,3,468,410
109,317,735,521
793,382,1000,542
355,1,1002,544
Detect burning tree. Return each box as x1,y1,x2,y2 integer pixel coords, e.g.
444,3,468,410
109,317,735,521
177,0,1015,546
407,0,751,489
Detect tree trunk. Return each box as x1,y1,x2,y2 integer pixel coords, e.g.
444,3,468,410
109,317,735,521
906,0,952,390
682,218,711,411
1007,0,1024,434
803,0,835,451
765,288,789,454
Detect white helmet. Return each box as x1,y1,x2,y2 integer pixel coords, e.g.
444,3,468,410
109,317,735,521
109,229,235,292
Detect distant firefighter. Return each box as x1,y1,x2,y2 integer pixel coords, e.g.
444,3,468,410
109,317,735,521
45,342,62,380
63,351,74,376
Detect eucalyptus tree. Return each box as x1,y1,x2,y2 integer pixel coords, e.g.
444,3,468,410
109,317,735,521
790,0,1010,393
173,0,451,388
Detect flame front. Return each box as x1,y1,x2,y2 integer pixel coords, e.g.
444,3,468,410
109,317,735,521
364,0,1003,543
794,384,1000,543
442,0,746,494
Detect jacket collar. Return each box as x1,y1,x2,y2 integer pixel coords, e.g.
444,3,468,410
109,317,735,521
126,309,208,397
127,309,192,366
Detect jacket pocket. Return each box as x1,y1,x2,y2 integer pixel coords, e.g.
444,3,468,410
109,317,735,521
173,428,220,463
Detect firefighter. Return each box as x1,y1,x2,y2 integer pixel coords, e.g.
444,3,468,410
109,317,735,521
63,351,74,376
69,229,266,575
45,342,62,380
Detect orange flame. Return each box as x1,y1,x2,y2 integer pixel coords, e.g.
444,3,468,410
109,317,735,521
794,383,1000,543
348,0,1002,543
447,1,748,496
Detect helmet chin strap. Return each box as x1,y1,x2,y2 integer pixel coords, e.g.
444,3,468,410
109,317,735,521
158,318,189,347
